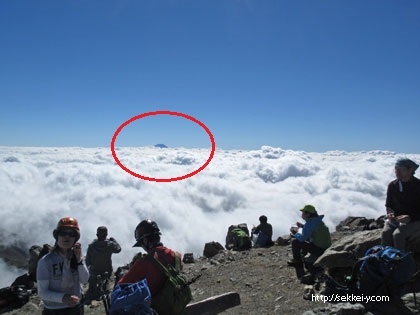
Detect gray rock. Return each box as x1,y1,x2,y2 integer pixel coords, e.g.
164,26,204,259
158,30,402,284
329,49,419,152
315,230,381,269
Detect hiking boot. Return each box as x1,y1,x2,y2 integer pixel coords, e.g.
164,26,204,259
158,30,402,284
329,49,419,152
287,259,303,267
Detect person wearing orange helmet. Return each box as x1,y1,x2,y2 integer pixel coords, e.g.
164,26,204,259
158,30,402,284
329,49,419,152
36,217,89,315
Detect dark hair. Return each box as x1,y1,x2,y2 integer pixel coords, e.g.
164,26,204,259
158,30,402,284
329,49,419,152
259,215,268,223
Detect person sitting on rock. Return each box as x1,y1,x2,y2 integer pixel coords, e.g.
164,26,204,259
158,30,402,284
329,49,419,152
381,158,420,251
287,205,331,270
251,215,274,247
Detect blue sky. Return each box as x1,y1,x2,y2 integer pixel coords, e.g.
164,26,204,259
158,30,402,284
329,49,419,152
1,1,419,152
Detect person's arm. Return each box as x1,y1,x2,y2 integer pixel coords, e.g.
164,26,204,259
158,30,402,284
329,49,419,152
252,225,261,235
109,237,122,253
294,219,319,242
77,262,89,284
385,182,396,215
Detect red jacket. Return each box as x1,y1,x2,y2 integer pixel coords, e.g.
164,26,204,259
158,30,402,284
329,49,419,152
118,245,182,295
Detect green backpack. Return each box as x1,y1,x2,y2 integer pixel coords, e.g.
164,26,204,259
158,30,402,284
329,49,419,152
231,228,252,250
150,251,192,315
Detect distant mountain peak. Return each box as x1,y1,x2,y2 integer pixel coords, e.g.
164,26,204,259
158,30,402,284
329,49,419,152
155,144,168,148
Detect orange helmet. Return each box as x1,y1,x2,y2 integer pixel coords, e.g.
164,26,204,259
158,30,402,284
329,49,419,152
53,217,80,241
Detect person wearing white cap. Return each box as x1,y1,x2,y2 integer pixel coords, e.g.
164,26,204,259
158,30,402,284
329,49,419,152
382,158,420,251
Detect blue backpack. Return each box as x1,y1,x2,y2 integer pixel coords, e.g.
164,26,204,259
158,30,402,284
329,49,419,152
325,245,417,302
108,278,152,315
355,245,417,296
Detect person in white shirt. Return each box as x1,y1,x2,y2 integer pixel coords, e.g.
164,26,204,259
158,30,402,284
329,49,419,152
37,217,89,315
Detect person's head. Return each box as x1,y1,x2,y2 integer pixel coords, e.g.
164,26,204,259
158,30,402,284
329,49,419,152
97,226,108,241
53,217,80,250
259,215,268,223
133,219,161,251
299,205,318,220
395,158,419,182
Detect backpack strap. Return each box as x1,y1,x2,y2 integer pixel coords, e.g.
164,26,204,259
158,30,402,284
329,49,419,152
148,250,181,277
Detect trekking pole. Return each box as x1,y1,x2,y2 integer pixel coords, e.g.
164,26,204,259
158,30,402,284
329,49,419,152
101,293,110,315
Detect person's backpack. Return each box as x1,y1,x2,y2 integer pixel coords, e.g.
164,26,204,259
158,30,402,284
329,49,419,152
225,224,252,250
230,228,252,250
108,278,151,315
0,285,32,312
355,245,417,296
325,245,417,302
150,251,192,315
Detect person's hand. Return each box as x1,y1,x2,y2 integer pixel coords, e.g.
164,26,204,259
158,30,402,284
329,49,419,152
72,242,82,263
290,226,298,234
386,212,395,220
396,215,411,224
62,294,80,306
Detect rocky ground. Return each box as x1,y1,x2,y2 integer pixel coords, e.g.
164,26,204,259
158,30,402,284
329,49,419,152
2,219,420,315
4,243,318,315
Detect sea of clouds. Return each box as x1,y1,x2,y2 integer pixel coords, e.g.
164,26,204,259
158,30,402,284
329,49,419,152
1,146,419,288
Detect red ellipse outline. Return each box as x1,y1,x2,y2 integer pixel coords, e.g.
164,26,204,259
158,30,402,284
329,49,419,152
110,111,216,182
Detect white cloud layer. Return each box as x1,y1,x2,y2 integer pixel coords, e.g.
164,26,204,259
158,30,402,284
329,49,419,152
1,146,419,287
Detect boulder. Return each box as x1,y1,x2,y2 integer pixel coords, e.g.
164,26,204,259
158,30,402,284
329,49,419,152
335,216,375,232
407,229,420,254
315,230,381,269
203,241,224,258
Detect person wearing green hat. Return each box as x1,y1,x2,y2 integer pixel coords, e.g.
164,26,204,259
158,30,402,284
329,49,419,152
287,205,331,271
381,158,420,251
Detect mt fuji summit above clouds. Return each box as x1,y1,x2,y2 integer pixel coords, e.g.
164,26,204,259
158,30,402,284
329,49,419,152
0,146,419,287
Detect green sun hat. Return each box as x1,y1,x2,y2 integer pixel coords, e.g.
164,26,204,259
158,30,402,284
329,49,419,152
300,204,317,214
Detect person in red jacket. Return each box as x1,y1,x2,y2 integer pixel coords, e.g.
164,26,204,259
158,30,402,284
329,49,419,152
118,219,182,296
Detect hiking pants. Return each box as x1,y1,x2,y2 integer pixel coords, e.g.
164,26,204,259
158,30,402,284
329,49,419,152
291,239,324,261
381,220,420,251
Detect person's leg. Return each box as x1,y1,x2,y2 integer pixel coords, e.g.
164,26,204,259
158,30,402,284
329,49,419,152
302,242,325,258
381,221,397,247
392,220,420,251
291,238,305,262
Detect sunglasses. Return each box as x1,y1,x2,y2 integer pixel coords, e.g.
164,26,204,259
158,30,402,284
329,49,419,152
58,230,78,238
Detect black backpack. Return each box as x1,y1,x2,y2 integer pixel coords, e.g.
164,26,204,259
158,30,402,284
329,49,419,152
325,245,417,306
0,285,32,312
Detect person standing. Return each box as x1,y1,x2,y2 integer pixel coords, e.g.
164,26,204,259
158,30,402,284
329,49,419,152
37,217,89,315
85,226,121,301
381,158,420,250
